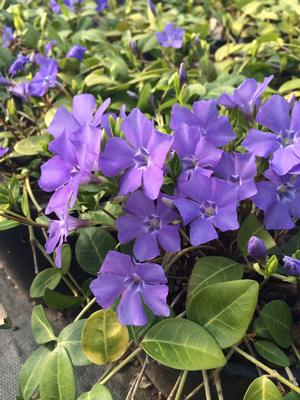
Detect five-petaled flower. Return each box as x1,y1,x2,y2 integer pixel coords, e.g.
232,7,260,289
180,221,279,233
90,251,170,326
243,95,300,175
99,108,172,199
252,167,300,229
116,191,181,261
175,174,239,245
156,23,185,49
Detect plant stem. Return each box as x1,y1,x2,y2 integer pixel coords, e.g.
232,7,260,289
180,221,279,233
233,346,300,394
25,176,43,214
166,372,184,400
165,245,205,272
202,370,211,400
213,372,224,400
174,370,188,400
74,297,96,322
99,348,143,385
292,343,300,362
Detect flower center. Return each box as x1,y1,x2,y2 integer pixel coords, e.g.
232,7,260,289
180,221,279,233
279,129,295,147
229,174,240,184
277,181,296,203
133,147,150,168
181,156,198,171
199,200,217,219
143,214,161,233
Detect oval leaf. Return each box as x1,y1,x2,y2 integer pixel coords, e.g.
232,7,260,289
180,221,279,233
31,305,56,344
18,345,51,400
14,134,51,156
82,310,129,365
142,318,226,370
44,288,83,310
261,300,292,349
243,376,283,400
77,383,113,400
237,214,276,255
187,280,259,348
254,317,272,339
254,340,290,367
187,256,244,307
30,268,62,298
75,227,117,275
39,346,76,400
57,320,90,366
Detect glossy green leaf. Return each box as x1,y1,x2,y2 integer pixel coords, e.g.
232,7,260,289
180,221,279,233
61,244,72,275
18,345,51,400
44,288,83,310
187,256,244,307
142,318,226,370
82,310,129,365
31,305,56,344
75,227,117,275
279,79,300,94
187,280,259,348
254,340,290,367
254,317,272,339
0,219,20,231
39,346,76,400
77,383,113,400
284,392,300,399
30,268,62,298
261,300,292,348
237,214,276,255
14,134,51,156
57,320,90,366
243,376,283,400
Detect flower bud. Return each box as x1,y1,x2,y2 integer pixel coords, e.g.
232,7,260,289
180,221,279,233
247,236,267,261
283,256,300,276
147,0,157,16
179,62,188,88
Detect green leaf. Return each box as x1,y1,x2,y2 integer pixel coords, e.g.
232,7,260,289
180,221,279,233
237,214,276,255
284,392,300,399
0,219,20,231
137,83,152,111
254,317,272,339
187,280,259,348
30,269,62,298
14,134,51,156
61,244,72,275
77,383,113,400
282,231,300,256
44,288,83,310
279,79,300,94
261,300,292,348
187,256,244,307
18,345,51,400
31,305,56,344
243,376,283,400
75,227,117,275
82,310,129,365
39,346,76,400
57,320,90,366
254,340,290,367
142,318,226,370
84,72,116,87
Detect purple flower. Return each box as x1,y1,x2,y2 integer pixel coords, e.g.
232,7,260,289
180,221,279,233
178,62,188,87
218,76,273,117
28,59,58,97
172,123,222,185
99,108,172,200
156,23,185,49
48,93,110,139
175,174,239,245
9,81,30,100
50,0,61,13
170,100,235,147
251,168,300,230
46,211,89,267
214,152,257,200
2,25,13,48
0,74,11,86
95,0,109,12
0,147,9,157
8,54,29,77
247,236,267,261
282,256,300,276
66,45,86,61
90,251,170,326
39,95,110,214
116,191,181,261
243,95,300,176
